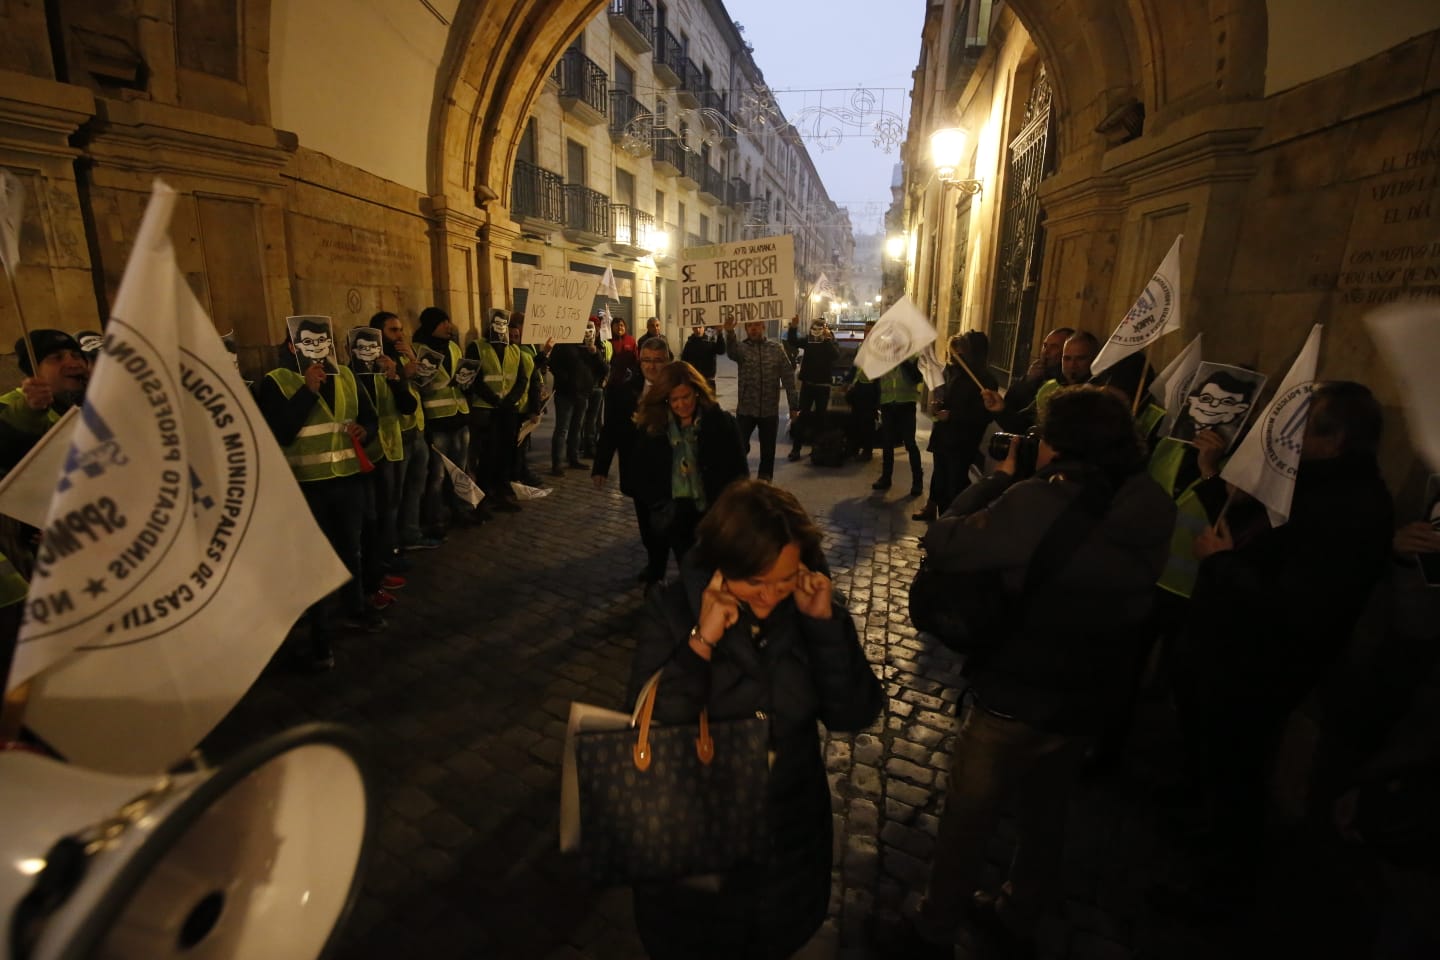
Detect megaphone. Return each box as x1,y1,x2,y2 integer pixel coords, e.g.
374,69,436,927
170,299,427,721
0,723,373,959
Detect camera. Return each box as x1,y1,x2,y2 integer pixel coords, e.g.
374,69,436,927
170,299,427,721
987,429,1042,477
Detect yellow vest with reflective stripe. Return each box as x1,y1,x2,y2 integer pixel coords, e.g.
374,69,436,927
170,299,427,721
0,550,28,608
358,372,404,462
469,341,522,410
420,341,470,420
398,381,423,433
1138,401,1165,440
1148,437,1211,599
1034,378,1062,422
878,361,922,405
267,368,363,482
0,387,58,435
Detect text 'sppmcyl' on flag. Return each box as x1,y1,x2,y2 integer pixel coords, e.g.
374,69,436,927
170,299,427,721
7,179,350,774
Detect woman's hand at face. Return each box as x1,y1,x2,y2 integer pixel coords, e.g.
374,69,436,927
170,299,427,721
793,564,833,620
697,570,740,643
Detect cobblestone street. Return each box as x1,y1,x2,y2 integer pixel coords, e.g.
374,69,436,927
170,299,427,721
202,362,1369,960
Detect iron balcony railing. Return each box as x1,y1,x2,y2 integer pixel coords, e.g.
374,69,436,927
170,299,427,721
608,0,654,43
652,129,684,173
680,59,705,96
727,177,751,208
611,204,655,250
701,165,726,201
686,232,703,251
653,28,685,82
697,87,727,118
747,197,769,222
553,49,609,117
562,183,613,237
609,90,653,141
681,151,703,184
512,160,565,225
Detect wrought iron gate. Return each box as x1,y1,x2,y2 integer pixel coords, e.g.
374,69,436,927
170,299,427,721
987,67,1054,385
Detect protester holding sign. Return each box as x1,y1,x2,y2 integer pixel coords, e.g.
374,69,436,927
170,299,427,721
415,306,471,532
723,318,798,482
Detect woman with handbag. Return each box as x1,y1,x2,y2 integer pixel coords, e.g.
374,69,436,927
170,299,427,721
631,361,748,569
627,479,883,959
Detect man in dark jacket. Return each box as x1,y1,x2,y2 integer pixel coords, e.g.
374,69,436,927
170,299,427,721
592,337,673,582
548,328,608,475
908,386,1175,955
679,324,725,391
788,319,839,462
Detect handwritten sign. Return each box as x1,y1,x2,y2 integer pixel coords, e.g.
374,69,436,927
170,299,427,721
524,271,600,344
680,234,795,328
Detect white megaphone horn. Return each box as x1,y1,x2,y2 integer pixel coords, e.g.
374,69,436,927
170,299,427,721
0,723,373,960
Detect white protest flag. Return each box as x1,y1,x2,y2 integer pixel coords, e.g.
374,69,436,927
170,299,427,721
0,169,23,277
433,445,484,507
0,408,79,527
810,272,835,301
854,295,937,381
1365,305,1440,472
917,343,946,392
1149,333,1203,435
1221,323,1322,527
1091,235,1183,376
10,180,350,773
599,264,620,300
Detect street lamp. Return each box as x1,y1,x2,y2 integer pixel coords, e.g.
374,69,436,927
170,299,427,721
652,230,670,258
929,127,983,196
885,235,906,260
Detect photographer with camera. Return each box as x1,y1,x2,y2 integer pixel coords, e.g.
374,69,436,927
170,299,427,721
902,386,1174,957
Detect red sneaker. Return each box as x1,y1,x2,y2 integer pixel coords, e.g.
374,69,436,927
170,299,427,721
380,574,407,590
369,589,398,611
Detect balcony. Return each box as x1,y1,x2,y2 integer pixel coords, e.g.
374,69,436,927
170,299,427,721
609,91,653,155
652,29,684,86
610,204,655,257
652,129,683,177
608,0,653,53
686,233,704,253
725,177,751,211
562,183,612,245
675,58,704,108
746,197,769,223
554,49,608,126
699,165,725,204
511,160,566,234
676,151,702,191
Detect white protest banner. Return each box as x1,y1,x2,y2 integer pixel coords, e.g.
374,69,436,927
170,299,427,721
433,445,484,507
525,270,600,344
10,180,351,773
854,296,937,381
1221,323,1322,527
0,169,23,277
917,344,946,392
1366,305,1440,473
680,234,796,329
1092,235,1183,376
1150,333,1203,436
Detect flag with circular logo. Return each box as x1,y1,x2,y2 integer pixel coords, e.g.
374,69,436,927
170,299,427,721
1091,235,1183,376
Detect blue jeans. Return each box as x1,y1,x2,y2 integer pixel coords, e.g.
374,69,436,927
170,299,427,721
552,392,584,466
398,428,428,543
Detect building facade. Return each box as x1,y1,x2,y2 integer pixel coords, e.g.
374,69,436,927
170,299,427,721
505,0,852,343
891,0,1440,488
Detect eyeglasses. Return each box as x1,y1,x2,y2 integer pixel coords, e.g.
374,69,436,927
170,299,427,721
1192,393,1246,408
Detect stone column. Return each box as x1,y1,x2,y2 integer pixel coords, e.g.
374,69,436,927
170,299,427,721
425,195,489,344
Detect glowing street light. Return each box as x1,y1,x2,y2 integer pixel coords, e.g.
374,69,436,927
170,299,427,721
885,235,906,260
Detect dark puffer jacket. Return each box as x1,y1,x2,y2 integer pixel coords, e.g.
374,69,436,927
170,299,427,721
627,556,883,959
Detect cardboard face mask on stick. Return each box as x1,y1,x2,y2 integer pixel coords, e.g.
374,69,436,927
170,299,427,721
410,344,444,387
347,326,383,365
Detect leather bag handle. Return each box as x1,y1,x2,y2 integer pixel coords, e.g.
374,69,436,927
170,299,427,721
631,670,714,771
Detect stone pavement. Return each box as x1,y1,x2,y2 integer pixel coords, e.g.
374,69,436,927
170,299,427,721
201,358,1370,959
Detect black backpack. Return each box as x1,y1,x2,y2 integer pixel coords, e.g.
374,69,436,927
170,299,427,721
910,473,1114,656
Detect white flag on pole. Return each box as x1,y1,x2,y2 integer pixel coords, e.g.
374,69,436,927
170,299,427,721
854,295,937,381
1149,333,1203,436
0,169,23,278
9,180,351,773
1221,323,1323,527
917,344,946,392
1365,304,1440,473
1091,235,1183,376
433,445,484,507
0,408,79,527
599,264,620,301
810,272,835,301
